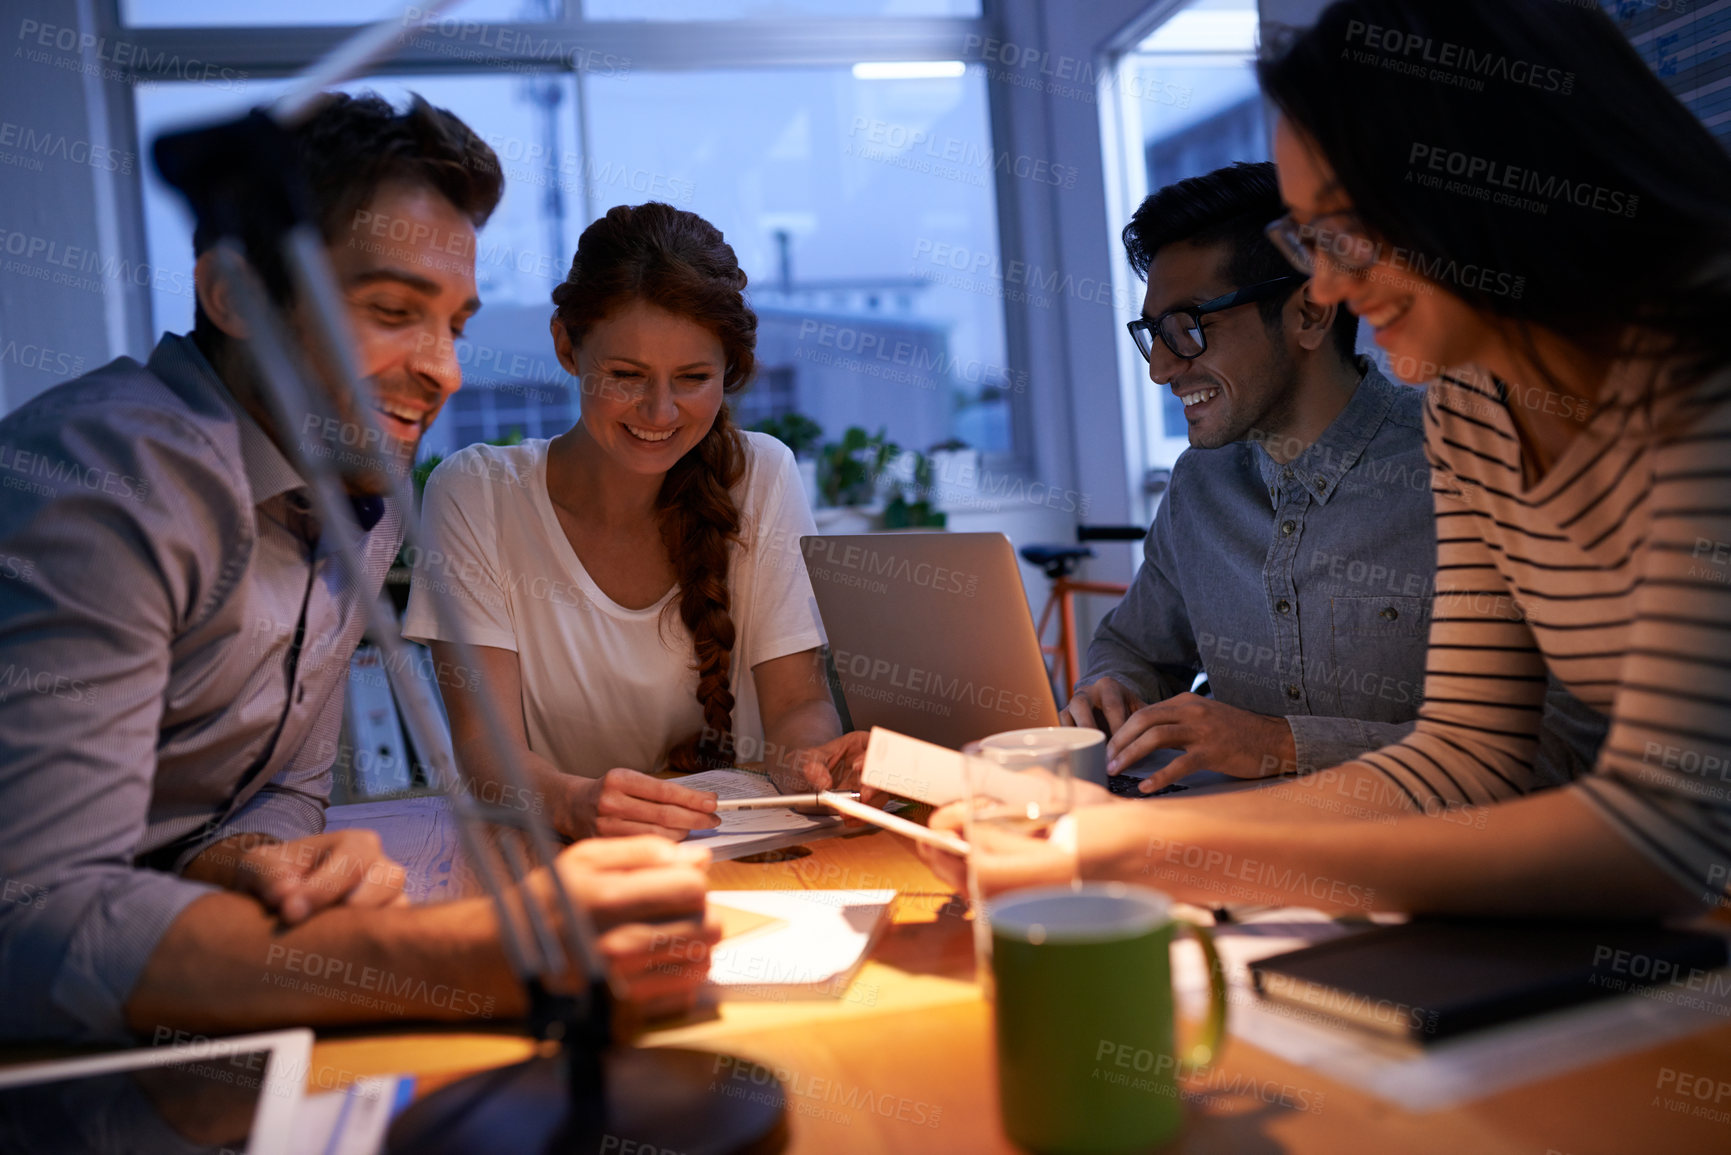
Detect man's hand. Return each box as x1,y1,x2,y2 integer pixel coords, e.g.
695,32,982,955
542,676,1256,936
182,830,408,926
584,768,720,840
1105,692,1296,793
545,837,717,1020
1062,677,1147,734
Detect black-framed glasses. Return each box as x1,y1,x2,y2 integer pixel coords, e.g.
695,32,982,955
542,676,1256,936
1265,211,1382,275
1126,274,1307,362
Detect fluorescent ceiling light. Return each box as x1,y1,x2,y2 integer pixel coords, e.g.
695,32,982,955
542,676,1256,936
852,61,966,80
1138,11,1260,54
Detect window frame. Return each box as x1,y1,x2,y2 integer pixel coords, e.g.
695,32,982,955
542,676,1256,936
105,2,1039,470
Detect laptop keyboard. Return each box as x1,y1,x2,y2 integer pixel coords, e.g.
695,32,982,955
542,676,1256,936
1107,774,1188,798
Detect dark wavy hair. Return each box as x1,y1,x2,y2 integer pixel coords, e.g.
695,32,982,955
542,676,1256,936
192,91,501,336
1258,0,1731,387
551,202,757,773
1123,161,1358,362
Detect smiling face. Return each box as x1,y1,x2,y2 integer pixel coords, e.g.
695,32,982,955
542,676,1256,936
323,180,479,467
554,298,727,478
1141,239,1301,450
196,179,480,496
1271,116,1494,383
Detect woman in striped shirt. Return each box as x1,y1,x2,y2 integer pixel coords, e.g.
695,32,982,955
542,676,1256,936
922,0,1731,917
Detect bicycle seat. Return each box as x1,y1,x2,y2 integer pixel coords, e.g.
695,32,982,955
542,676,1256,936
1020,543,1094,579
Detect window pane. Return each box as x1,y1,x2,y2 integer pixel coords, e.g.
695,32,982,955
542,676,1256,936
121,0,535,27
582,0,978,20
583,65,1011,455
132,65,1008,465
1109,0,1265,465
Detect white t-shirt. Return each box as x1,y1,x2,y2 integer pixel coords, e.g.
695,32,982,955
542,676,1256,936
402,430,825,778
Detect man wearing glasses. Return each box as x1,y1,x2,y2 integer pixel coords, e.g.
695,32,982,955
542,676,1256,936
1068,161,1603,799
1064,161,1445,795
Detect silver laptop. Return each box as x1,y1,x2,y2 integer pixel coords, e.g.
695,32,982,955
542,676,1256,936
802,532,1061,749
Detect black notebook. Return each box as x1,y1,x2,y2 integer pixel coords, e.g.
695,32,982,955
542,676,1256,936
1248,918,1730,1044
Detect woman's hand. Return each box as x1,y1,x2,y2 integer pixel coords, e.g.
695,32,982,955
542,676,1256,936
772,730,868,791
580,768,720,840
916,801,1081,898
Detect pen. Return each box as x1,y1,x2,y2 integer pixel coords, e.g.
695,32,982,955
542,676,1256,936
819,791,972,857
715,791,861,811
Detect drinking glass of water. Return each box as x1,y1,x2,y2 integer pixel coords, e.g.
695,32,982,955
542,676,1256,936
960,728,1090,991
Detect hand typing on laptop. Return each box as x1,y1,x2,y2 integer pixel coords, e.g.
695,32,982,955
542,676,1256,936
1064,678,1297,794
1065,678,1296,795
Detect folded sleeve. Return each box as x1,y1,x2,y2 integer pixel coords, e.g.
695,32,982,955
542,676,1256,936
741,438,825,670
169,686,342,873
0,398,239,1042
403,450,519,653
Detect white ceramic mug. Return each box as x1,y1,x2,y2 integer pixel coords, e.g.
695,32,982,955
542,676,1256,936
973,726,1108,788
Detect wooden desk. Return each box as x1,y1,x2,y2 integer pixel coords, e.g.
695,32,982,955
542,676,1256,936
323,797,1731,1154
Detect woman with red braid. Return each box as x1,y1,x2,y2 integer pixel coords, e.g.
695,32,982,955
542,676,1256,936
405,202,852,840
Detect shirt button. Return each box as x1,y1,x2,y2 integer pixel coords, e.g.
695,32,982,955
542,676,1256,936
1380,606,1400,621
1285,684,1301,700
1281,520,1296,536
1281,467,1294,482
1276,599,1291,614
1315,476,1328,491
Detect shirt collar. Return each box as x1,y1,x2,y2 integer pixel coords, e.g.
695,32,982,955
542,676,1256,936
147,333,308,508
1253,358,1400,507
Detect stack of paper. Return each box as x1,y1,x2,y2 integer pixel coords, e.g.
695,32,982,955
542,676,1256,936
707,889,896,999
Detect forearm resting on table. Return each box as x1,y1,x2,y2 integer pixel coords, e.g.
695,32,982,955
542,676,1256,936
1076,785,1701,919
125,889,518,1036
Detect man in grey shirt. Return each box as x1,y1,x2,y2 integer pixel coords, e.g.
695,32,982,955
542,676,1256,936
0,94,713,1044
1065,163,1602,796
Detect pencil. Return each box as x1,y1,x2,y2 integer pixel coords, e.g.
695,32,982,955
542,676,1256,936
819,791,972,856
714,791,859,811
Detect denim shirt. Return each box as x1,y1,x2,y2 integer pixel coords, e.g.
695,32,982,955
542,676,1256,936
1083,362,1439,773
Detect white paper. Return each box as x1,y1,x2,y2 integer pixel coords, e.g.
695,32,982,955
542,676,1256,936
675,768,844,859
707,889,896,998
861,726,1053,807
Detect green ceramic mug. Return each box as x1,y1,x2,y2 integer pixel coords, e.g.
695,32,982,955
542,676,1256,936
989,883,1228,1154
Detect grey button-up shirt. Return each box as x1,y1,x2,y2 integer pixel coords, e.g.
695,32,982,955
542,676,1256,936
0,333,401,1042
1083,362,1438,772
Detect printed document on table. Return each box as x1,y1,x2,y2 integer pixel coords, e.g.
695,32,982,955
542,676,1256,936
677,768,846,861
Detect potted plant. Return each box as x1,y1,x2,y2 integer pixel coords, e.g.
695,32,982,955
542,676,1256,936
882,448,947,530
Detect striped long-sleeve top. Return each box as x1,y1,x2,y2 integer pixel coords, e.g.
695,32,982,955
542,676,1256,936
1339,359,1731,904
